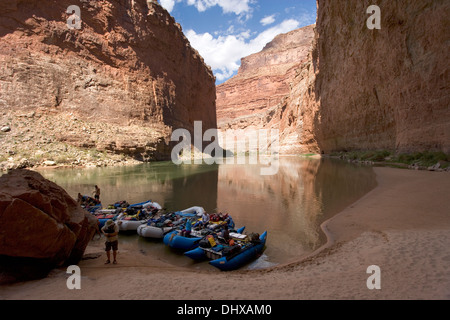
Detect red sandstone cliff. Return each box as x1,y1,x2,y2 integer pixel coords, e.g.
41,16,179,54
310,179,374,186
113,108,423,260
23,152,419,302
290,0,450,154
302,0,450,154
218,0,449,155
216,25,315,152
0,0,216,163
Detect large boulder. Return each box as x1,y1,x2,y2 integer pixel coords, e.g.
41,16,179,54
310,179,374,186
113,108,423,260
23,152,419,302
0,169,98,284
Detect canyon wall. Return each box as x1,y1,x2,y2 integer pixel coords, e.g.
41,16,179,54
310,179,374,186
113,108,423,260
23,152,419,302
216,25,315,153
218,0,449,155
306,0,449,154
0,0,216,162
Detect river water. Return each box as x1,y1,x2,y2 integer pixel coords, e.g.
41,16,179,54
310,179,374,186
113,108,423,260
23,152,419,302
39,156,377,270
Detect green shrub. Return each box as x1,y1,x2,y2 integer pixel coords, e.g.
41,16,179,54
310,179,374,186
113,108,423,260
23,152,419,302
331,150,449,167
394,152,449,167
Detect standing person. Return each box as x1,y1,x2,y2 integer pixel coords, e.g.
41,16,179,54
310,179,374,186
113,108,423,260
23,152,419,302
101,219,119,264
77,193,83,205
93,185,101,203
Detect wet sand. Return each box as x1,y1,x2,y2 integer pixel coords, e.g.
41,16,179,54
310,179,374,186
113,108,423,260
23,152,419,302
1,167,449,300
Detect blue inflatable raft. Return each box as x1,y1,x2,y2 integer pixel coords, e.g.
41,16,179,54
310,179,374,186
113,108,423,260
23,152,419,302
185,231,267,271
164,226,245,252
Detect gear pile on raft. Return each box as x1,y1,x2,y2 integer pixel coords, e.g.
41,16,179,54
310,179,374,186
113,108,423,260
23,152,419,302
79,195,267,271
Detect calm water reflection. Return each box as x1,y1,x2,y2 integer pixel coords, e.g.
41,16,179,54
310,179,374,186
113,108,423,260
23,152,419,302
39,157,377,269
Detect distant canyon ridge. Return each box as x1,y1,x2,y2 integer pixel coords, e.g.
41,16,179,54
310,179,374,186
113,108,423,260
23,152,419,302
1,0,449,171
217,25,315,154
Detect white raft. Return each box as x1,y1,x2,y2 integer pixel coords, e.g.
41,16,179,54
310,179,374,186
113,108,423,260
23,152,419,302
137,206,205,239
117,201,162,232
118,218,147,232
179,206,205,216
137,221,180,239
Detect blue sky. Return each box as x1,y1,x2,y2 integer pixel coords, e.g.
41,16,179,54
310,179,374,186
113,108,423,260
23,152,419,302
158,0,317,84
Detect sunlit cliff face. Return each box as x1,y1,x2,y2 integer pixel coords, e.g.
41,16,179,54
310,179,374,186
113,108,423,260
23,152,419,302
216,25,315,155
217,1,449,155
0,0,216,161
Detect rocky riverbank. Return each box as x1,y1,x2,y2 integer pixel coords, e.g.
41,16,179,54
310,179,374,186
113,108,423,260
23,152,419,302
328,150,450,172
0,110,155,172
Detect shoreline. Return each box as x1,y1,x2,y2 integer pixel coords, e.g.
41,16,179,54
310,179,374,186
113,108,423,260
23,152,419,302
3,150,448,174
1,166,449,300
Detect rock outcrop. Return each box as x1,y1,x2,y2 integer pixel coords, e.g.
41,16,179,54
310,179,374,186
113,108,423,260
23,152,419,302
301,0,450,154
0,169,98,284
292,0,450,154
216,25,315,153
218,1,449,155
0,0,216,163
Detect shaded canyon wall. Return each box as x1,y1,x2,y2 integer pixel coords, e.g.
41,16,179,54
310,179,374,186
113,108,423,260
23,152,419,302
306,0,450,154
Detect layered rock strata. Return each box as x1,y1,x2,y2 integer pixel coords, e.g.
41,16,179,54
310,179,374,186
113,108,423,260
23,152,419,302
218,1,449,155
0,0,216,162
216,25,315,153
305,0,450,154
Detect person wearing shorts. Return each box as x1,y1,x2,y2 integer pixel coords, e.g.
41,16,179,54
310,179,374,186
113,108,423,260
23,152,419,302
101,219,119,264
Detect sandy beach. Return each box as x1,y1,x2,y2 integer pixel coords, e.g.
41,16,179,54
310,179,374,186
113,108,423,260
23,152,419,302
1,166,449,300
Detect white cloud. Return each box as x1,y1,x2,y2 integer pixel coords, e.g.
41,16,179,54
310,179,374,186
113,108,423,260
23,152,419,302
185,30,246,81
260,15,276,26
159,0,177,12
186,0,252,15
218,0,252,15
187,0,253,15
159,0,254,18
186,19,300,82
285,6,296,14
252,19,300,50
297,11,317,26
